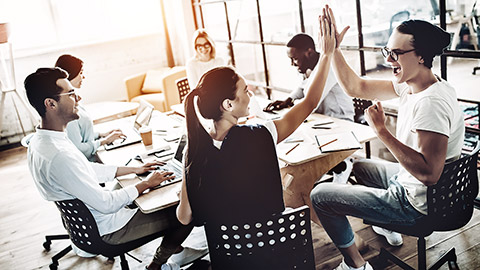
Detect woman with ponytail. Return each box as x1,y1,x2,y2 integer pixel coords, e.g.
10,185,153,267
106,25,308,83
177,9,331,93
176,16,337,234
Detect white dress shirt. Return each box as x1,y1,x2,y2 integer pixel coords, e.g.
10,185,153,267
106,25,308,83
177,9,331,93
27,128,139,236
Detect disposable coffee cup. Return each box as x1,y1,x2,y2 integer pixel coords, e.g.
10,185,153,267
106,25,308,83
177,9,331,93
139,126,153,146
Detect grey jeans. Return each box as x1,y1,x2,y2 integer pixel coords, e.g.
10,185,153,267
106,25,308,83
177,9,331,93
310,158,425,248
101,206,193,265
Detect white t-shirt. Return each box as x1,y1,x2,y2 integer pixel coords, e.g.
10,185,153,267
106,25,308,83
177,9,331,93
393,77,464,214
186,57,225,88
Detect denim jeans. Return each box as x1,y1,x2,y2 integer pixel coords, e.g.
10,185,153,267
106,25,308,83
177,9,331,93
310,158,425,248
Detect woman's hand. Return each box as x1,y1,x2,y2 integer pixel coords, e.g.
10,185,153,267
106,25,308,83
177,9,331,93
100,130,126,145
364,100,387,135
318,13,336,56
99,129,121,138
324,5,350,49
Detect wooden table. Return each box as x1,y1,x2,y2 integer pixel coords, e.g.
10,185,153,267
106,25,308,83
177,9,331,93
274,114,377,225
96,112,185,213
97,107,376,220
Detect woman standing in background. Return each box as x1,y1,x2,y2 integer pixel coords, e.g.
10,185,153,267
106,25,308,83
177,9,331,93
186,29,225,88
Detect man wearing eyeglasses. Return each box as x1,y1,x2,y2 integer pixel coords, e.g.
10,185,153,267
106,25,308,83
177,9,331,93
310,7,464,270
25,67,207,270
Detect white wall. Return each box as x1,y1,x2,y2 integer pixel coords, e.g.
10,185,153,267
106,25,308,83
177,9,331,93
1,33,169,145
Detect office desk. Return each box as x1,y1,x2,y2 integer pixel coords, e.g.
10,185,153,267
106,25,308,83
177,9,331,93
96,112,184,213
97,108,376,220
275,114,377,225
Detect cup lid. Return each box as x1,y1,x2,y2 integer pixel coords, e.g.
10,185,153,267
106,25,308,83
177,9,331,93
139,126,151,133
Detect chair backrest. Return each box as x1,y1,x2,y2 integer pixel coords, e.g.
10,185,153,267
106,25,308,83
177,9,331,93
205,205,315,270
55,199,111,256
428,143,480,231
353,98,372,125
175,77,190,103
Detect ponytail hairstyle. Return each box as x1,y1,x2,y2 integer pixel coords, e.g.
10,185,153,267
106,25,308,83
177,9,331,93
396,20,451,69
184,66,239,189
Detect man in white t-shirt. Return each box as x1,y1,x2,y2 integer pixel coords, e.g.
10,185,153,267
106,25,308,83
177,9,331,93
310,6,464,270
25,68,207,270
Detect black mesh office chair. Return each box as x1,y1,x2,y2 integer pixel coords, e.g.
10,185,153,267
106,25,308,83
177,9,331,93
175,77,190,103
366,143,480,270
205,205,315,270
43,233,72,270
353,98,373,159
50,199,164,270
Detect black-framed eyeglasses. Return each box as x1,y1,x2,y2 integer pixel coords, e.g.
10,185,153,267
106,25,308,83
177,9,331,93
195,42,211,50
381,46,416,62
56,89,78,99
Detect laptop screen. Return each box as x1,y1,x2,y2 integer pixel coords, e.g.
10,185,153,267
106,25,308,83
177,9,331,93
174,135,187,163
134,100,154,130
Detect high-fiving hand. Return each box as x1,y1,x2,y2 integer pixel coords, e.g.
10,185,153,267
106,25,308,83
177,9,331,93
322,5,350,49
318,13,336,56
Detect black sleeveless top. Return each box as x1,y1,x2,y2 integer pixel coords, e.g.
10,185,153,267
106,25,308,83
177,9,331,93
186,124,285,226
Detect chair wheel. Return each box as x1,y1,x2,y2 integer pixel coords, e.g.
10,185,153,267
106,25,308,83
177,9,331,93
49,263,58,270
43,241,51,251
448,260,459,270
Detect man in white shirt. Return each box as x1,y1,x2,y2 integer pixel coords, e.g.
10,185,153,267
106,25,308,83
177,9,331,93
265,33,354,121
265,33,355,183
25,67,207,270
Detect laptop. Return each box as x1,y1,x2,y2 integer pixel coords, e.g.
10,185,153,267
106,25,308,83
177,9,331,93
146,134,187,189
104,100,154,150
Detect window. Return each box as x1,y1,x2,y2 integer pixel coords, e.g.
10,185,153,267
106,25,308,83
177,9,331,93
0,0,164,52
193,0,439,97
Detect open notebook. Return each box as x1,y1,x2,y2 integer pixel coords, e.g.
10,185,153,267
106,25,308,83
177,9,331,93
315,131,361,153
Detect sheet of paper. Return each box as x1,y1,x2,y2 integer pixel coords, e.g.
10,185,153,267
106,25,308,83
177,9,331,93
315,131,362,153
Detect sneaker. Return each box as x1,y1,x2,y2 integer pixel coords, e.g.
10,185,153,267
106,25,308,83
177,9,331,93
167,246,209,267
161,262,180,270
334,259,373,270
145,262,179,270
333,159,353,184
372,225,403,246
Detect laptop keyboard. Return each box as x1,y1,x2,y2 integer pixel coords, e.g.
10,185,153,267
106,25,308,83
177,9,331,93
150,163,183,189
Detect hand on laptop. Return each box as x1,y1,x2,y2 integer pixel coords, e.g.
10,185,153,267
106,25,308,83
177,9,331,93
135,160,167,175
100,130,127,145
99,129,121,138
145,170,175,189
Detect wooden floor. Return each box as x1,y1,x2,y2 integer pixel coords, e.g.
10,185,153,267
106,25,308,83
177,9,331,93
1,146,480,270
